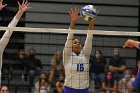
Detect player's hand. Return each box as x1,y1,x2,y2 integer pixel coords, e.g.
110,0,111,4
123,39,139,48
69,7,81,22
0,0,7,11
17,0,31,13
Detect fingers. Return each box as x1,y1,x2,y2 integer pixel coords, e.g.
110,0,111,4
70,7,79,14
74,7,79,14
24,0,28,5
22,0,25,5
123,40,129,48
17,1,21,6
68,11,72,16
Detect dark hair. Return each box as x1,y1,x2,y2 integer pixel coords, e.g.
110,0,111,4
105,71,115,87
95,49,103,56
0,85,9,91
39,71,47,79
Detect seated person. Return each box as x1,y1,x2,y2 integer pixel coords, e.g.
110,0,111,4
118,69,134,93
34,72,50,93
49,51,64,87
56,74,65,93
109,48,126,81
17,50,27,80
23,48,42,87
101,71,118,93
90,49,106,88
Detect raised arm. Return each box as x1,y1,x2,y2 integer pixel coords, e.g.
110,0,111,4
0,0,7,11
83,18,94,59
63,8,80,65
0,0,30,52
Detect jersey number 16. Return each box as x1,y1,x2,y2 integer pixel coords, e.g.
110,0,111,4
77,64,84,72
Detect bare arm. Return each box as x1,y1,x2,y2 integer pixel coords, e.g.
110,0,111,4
102,82,118,92
49,58,56,83
118,80,124,93
0,0,30,52
63,8,80,65
56,81,63,93
83,19,94,59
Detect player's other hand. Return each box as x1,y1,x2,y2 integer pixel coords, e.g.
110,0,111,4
123,39,139,49
18,0,31,12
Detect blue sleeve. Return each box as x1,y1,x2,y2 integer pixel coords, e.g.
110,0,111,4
132,69,140,88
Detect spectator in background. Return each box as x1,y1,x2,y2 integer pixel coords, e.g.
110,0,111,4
90,49,106,89
56,74,65,93
88,74,95,93
49,51,64,87
34,72,50,93
101,71,118,93
109,48,126,81
118,69,134,93
0,85,9,93
24,48,42,87
17,50,27,81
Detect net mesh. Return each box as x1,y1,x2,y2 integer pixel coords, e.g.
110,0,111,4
0,26,138,92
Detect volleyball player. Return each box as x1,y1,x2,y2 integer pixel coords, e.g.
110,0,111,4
124,39,140,90
63,8,94,93
0,0,30,85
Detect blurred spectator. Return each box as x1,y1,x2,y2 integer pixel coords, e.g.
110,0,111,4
24,48,42,87
88,74,95,93
118,69,134,93
0,85,9,93
34,72,50,93
55,74,65,93
17,50,27,81
49,51,64,87
101,71,118,93
90,49,106,88
109,48,126,81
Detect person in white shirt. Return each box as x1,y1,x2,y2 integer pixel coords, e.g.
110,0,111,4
63,8,94,93
0,0,30,85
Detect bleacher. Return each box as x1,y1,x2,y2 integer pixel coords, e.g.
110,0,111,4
0,0,139,93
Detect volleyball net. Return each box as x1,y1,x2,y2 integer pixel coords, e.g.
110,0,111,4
0,26,138,68
0,26,138,91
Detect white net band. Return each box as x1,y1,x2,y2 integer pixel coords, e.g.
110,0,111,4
0,26,140,37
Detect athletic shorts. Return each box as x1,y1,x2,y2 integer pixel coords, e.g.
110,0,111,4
64,86,89,93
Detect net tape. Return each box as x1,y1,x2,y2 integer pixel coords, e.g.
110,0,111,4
0,26,139,37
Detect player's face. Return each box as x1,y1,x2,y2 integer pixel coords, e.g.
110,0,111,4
72,39,82,55
0,86,9,93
